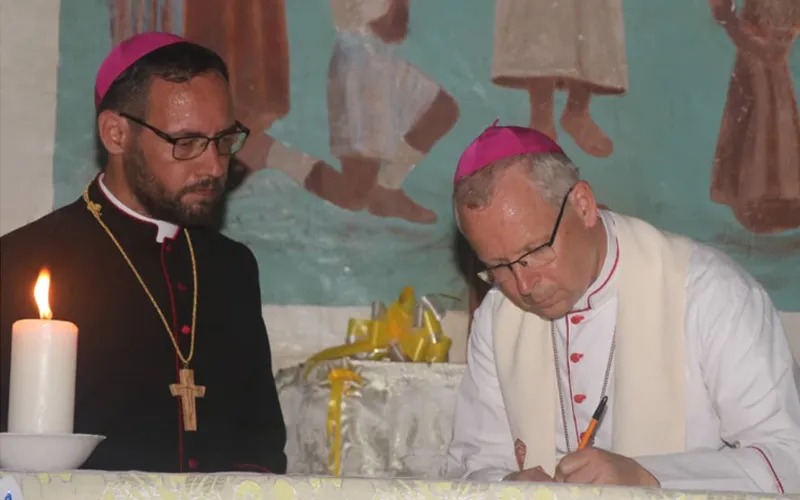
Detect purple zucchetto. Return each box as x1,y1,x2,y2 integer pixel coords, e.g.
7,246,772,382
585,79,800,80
454,120,565,185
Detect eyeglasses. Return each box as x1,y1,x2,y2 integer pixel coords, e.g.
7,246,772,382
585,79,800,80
119,112,250,160
478,186,574,284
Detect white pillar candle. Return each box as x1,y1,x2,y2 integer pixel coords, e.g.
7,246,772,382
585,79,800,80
7,320,78,434
6,269,78,434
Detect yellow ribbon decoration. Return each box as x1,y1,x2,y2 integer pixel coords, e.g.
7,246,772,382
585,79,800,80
325,368,362,476
303,287,453,376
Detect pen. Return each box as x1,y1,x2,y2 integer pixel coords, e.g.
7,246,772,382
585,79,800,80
577,395,608,450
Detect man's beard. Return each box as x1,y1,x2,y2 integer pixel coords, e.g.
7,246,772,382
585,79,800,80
122,145,226,227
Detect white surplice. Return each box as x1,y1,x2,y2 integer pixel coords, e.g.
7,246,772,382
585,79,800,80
447,211,800,494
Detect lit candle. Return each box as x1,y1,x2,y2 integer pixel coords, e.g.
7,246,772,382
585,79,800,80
7,268,78,434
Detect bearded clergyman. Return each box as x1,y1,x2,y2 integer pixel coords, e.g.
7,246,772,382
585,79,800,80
0,33,286,474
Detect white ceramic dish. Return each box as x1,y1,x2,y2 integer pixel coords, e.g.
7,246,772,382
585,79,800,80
0,433,105,472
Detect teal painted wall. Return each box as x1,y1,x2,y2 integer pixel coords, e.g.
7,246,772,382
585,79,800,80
54,1,800,310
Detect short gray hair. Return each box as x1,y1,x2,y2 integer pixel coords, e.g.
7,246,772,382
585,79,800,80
453,152,579,226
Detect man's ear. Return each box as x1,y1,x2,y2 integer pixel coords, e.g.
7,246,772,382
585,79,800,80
571,181,600,228
97,110,130,156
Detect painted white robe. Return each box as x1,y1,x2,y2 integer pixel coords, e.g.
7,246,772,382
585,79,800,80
447,212,800,494
491,0,628,94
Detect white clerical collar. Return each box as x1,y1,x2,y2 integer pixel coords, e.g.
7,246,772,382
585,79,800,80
570,210,619,311
97,173,180,243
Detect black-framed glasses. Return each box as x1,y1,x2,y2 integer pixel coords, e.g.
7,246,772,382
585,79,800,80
478,185,575,284
120,112,250,160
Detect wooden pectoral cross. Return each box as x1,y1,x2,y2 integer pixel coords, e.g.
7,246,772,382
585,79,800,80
170,368,206,431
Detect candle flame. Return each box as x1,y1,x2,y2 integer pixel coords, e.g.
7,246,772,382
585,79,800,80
34,268,53,320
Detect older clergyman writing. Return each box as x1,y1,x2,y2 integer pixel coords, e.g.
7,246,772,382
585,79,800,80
446,123,800,493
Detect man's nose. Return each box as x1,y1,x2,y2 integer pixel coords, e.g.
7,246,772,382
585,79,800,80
513,265,540,296
197,141,227,177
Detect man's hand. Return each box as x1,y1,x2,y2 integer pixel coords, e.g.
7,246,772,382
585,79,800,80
554,448,660,487
504,466,555,482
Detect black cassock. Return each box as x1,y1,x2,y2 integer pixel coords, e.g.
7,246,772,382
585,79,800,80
0,176,287,473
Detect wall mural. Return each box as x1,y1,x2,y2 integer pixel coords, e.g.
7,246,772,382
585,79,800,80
53,1,799,310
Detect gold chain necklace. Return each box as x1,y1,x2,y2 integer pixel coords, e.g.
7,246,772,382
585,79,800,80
82,185,198,366
83,183,206,431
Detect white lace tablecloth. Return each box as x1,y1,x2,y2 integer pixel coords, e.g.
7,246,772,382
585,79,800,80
0,472,790,500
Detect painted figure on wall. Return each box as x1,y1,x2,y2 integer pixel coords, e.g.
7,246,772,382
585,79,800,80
303,0,460,224
709,0,800,234
492,0,628,158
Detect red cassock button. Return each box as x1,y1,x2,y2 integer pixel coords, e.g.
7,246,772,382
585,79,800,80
574,394,587,404
569,353,584,363
570,315,584,325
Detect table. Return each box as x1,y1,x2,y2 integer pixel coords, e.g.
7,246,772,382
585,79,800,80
0,471,789,499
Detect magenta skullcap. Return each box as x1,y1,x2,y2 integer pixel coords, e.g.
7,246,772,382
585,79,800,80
95,32,185,109
454,120,565,185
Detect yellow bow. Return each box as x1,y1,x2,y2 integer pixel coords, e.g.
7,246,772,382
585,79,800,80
303,287,452,376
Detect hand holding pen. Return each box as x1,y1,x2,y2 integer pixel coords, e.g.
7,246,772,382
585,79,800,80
554,396,660,486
